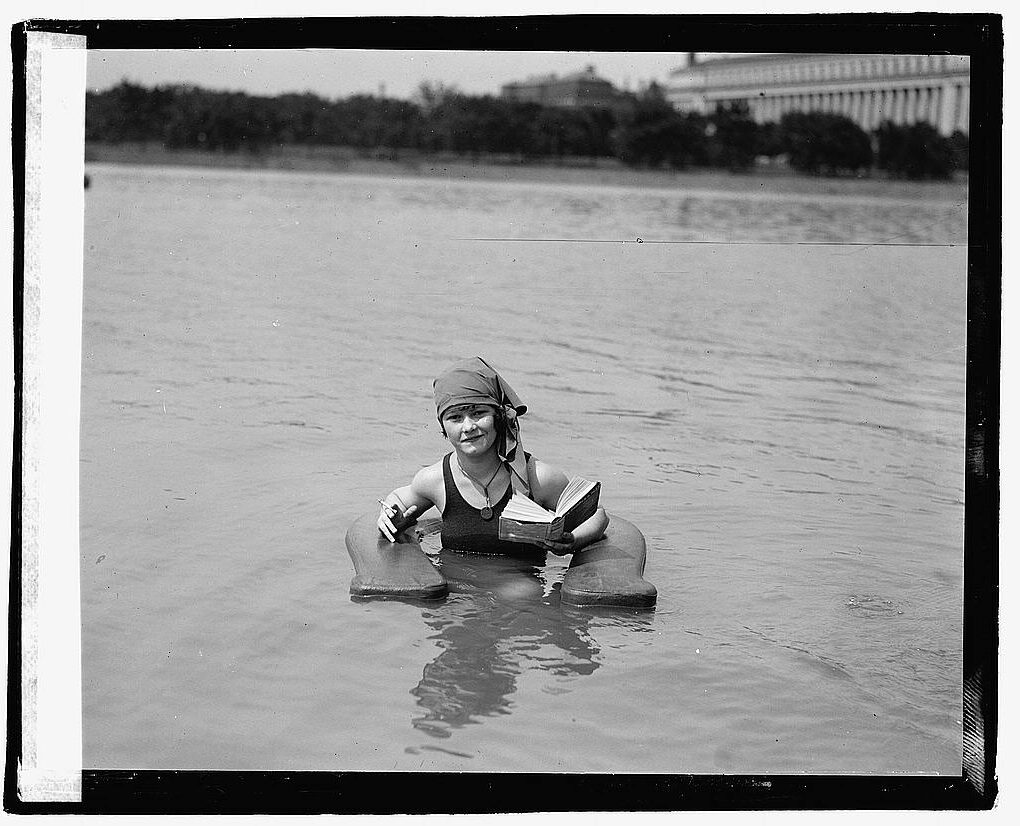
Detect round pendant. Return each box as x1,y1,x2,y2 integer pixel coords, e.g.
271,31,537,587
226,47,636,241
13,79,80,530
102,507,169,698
480,505,493,521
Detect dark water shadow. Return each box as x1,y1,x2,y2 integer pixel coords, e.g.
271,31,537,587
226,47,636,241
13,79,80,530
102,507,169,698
406,550,608,742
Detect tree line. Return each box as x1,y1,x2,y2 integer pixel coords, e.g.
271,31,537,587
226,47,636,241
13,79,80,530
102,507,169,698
86,80,969,180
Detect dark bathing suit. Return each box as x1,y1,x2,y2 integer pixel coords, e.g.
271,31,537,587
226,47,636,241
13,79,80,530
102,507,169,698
440,452,542,556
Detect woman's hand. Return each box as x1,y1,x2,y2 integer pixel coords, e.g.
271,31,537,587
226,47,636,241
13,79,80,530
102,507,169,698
541,531,575,556
377,501,418,543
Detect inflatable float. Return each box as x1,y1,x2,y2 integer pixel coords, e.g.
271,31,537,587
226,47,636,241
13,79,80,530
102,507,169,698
345,512,656,608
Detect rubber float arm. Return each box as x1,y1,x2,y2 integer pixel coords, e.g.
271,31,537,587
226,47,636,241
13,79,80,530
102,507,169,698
561,514,657,609
346,512,448,600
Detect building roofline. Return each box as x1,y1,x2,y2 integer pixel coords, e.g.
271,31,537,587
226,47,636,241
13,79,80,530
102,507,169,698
677,52,968,73
504,65,608,87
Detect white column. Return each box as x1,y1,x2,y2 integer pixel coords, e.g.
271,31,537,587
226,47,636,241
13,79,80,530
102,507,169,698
938,83,956,135
958,84,970,133
920,87,930,124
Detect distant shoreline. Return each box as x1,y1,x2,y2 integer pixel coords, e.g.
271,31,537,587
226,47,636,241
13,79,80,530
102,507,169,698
85,142,968,202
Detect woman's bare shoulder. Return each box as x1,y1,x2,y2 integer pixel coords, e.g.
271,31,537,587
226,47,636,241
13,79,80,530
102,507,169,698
411,458,447,495
527,457,570,508
529,457,568,483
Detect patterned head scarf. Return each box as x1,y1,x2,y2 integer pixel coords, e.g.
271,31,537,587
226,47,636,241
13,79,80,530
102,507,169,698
433,357,530,495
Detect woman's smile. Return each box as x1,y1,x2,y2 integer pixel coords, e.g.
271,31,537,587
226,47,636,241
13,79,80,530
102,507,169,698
459,430,490,449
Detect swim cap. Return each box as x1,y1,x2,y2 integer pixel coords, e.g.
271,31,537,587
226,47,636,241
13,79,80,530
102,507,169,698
433,357,530,495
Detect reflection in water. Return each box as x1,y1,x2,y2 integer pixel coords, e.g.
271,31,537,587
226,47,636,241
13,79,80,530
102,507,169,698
409,551,606,740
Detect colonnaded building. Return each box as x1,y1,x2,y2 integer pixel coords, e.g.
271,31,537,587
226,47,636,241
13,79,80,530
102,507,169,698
665,53,970,136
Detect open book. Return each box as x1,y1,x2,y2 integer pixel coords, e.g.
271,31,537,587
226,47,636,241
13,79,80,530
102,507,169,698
497,477,601,543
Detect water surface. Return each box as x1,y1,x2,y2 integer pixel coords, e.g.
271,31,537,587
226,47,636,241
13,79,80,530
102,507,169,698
81,163,966,773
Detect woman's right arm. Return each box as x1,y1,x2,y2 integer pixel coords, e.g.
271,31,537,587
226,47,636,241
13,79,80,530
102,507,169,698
377,466,441,542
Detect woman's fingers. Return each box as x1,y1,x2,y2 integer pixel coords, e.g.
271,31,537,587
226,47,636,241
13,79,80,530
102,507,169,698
541,531,574,554
377,511,396,542
378,503,419,543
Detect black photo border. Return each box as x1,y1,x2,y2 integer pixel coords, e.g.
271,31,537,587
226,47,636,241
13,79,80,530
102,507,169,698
6,12,1002,814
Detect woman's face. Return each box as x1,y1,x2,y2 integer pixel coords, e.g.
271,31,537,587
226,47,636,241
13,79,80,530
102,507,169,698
442,404,499,458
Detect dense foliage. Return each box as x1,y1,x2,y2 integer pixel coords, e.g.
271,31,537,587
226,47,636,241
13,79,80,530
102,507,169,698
86,81,968,180
779,112,874,176
874,121,968,180
610,85,709,169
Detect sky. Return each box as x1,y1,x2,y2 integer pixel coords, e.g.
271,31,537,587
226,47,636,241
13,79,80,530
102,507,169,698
87,49,698,101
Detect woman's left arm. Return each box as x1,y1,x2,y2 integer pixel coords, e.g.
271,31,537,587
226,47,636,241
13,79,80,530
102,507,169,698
529,460,609,556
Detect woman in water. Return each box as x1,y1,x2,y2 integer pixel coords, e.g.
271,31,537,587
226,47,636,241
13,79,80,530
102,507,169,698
377,357,609,555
